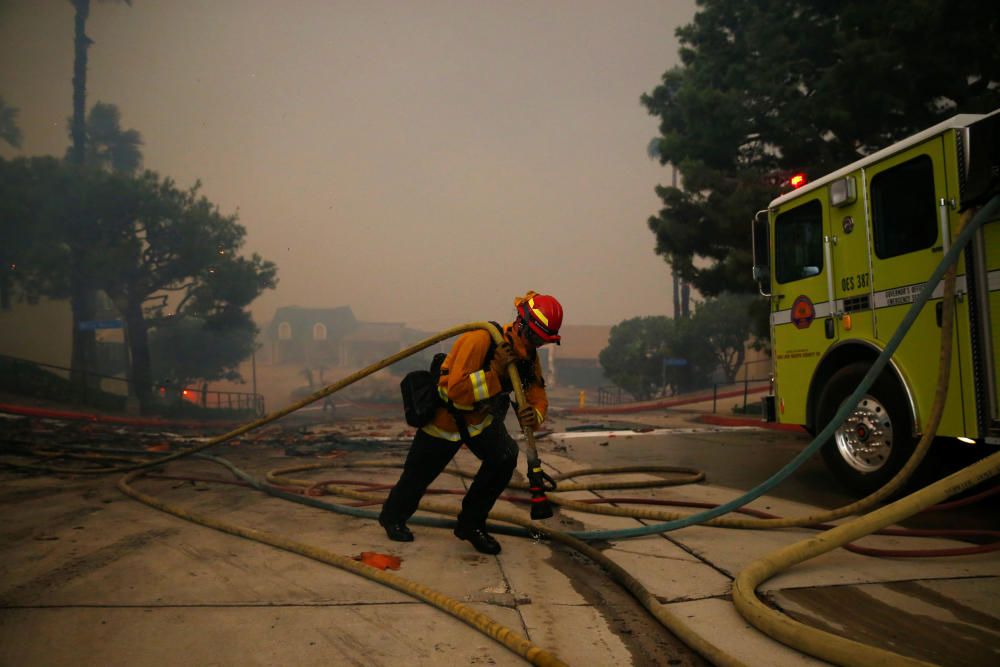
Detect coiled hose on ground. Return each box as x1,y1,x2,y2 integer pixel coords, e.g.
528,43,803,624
117,459,571,667
733,451,1000,667
11,195,1000,666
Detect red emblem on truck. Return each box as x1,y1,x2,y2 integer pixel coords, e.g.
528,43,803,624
791,295,815,329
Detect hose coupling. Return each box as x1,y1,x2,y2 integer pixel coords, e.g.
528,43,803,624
527,464,557,520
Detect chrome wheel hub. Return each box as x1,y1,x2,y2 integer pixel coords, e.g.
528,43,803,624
835,395,893,473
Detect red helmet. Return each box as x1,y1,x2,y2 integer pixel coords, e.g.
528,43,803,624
516,292,563,345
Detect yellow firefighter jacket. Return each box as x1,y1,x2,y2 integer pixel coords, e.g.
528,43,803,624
420,323,548,442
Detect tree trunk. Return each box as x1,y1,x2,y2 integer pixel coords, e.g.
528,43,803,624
69,258,98,393
671,267,680,319
723,347,746,384
681,281,691,318
124,298,152,410
0,270,10,310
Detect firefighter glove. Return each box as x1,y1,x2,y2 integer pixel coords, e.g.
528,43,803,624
516,403,539,430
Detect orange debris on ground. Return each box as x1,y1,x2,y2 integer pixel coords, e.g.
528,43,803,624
356,551,402,570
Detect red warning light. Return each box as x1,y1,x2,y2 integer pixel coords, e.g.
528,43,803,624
789,173,808,189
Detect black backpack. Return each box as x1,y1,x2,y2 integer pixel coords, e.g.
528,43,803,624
400,352,449,428
399,322,503,429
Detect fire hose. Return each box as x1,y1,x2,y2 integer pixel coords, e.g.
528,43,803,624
12,195,1000,665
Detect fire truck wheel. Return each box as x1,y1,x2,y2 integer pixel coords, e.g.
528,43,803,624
817,362,916,496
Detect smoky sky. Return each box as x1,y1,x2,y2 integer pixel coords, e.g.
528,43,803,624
0,0,696,329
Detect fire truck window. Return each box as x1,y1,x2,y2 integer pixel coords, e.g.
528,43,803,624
775,199,823,284
871,155,937,259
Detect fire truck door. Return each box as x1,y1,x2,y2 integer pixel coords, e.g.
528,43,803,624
770,193,832,426
865,137,966,436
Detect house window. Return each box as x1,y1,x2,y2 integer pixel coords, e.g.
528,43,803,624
313,323,327,341
278,322,292,340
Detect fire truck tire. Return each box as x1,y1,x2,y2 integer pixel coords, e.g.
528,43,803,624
817,362,916,496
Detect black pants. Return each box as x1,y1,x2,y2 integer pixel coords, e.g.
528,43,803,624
379,420,519,531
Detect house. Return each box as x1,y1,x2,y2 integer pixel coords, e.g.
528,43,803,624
263,306,434,369
264,305,360,366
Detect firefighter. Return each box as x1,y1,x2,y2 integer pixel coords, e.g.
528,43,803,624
378,291,563,554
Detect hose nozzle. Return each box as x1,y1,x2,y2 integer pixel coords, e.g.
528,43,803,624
527,464,557,520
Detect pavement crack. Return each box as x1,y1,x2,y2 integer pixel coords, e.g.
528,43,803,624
609,546,703,564
656,592,733,604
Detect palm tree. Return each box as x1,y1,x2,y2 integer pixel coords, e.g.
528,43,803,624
67,0,132,390
69,0,91,166
0,96,23,150
69,0,132,165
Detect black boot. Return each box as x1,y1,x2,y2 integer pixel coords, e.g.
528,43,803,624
454,525,501,554
379,518,414,542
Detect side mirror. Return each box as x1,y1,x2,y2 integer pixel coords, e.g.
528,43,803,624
751,210,771,296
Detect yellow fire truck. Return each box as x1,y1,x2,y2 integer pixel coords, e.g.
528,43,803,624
752,109,1000,494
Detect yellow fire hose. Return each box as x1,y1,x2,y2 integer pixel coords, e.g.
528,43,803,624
255,207,975,666
261,462,746,667
14,201,991,666
25,318,728,666
24,253,979,667
545,239,959,531
732,450,1000,667
722,206,988,665
117,468,569,667
110,321,582,666
48,247,980,667
108,316,751,666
